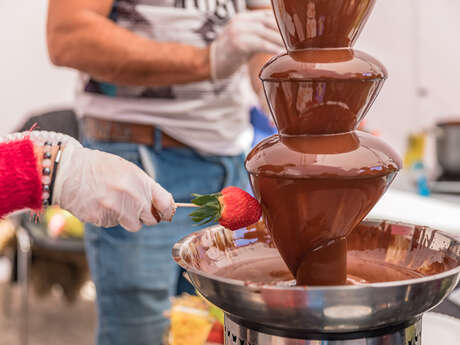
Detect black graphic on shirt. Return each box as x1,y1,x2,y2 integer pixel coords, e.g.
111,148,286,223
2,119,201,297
113,0,150,26
194,15,223,43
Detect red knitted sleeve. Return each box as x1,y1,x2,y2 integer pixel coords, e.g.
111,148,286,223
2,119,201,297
0,139,42,217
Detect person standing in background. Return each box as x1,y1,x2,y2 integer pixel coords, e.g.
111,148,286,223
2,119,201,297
46,1,282,344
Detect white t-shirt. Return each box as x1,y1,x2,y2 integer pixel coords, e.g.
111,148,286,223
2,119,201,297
75,0,267,155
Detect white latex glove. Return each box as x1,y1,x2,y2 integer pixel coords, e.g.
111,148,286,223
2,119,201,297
53,145,176,231
210,10,283,80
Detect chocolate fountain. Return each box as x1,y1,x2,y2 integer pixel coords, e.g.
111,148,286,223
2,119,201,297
173,1,460,344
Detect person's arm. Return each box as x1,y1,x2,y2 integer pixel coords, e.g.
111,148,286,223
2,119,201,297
0,131,175,231
46,0,210,86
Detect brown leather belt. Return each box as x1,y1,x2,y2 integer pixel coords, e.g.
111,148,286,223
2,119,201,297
82,117,186,148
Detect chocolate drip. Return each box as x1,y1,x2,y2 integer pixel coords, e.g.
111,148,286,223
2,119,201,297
272,0,376,51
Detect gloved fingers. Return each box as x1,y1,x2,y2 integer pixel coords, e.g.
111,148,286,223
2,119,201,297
230,29,282,55
79,210,117,229
231,20,281,44
119,215,143,232
252,10,280,31
118,183,173,230
210,41,246,81
251,39,284,55
250,23,284,47
240,9,275,21
139,203,160,227
237,10,280,33
93,194,136,231
113,195,145,232
150,180,176,222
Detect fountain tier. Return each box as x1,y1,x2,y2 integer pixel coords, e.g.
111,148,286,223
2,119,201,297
246,131,400,285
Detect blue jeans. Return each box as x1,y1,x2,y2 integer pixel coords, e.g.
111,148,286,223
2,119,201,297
83,134,248,345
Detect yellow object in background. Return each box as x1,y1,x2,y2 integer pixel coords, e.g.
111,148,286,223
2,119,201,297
404,132,426,169
45,206,84,238
0,218,16,253
194,289,224,325
403,132,431,196
169,295,213,345
207,303,224,325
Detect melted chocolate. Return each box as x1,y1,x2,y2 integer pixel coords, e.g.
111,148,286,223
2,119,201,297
260,50,387,81
260,50,387,135
246,131,401,178
249,174,395,285
211,222,455,286
272,0,376,51
246,132,400,285
215,256,426,286
243,0,403,286
213,251,428,286
296,237,348,285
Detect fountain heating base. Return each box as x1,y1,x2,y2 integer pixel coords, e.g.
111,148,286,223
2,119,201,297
173,220,460,345
224,316,421,345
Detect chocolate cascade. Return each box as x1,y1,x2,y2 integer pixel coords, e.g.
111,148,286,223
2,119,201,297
245,1,402,286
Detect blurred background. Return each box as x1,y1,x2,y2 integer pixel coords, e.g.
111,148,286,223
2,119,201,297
2,0,460,164
1,1,460,344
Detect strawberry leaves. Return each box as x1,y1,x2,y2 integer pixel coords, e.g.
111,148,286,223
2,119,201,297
190,193,220,206
189,193,222,226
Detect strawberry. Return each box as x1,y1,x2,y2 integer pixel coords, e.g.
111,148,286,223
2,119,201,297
189,186,262,230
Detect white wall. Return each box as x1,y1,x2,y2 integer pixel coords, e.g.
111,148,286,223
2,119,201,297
1,0,459,163
358,0,460,168
358,0,418,156
0,0,76,135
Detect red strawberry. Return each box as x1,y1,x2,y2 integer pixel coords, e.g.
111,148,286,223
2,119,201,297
190,186,262,230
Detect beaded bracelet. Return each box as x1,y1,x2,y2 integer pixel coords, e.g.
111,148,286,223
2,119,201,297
41,141,53,207
40,141,63,207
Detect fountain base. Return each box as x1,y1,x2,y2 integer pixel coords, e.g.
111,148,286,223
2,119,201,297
224,315,422,345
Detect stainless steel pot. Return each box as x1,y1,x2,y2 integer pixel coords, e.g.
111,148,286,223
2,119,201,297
436,121,460,175
173,219,460,333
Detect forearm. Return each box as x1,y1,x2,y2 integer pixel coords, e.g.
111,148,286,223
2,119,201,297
248,53,275,94
47,5,210,86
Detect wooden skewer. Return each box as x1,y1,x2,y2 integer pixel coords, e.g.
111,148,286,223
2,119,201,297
175,203,199,208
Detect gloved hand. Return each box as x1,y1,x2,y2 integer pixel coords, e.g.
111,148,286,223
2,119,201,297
53,145,176,231
210,10,283,80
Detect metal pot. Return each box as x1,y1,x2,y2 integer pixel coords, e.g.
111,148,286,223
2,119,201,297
436,121,460,175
